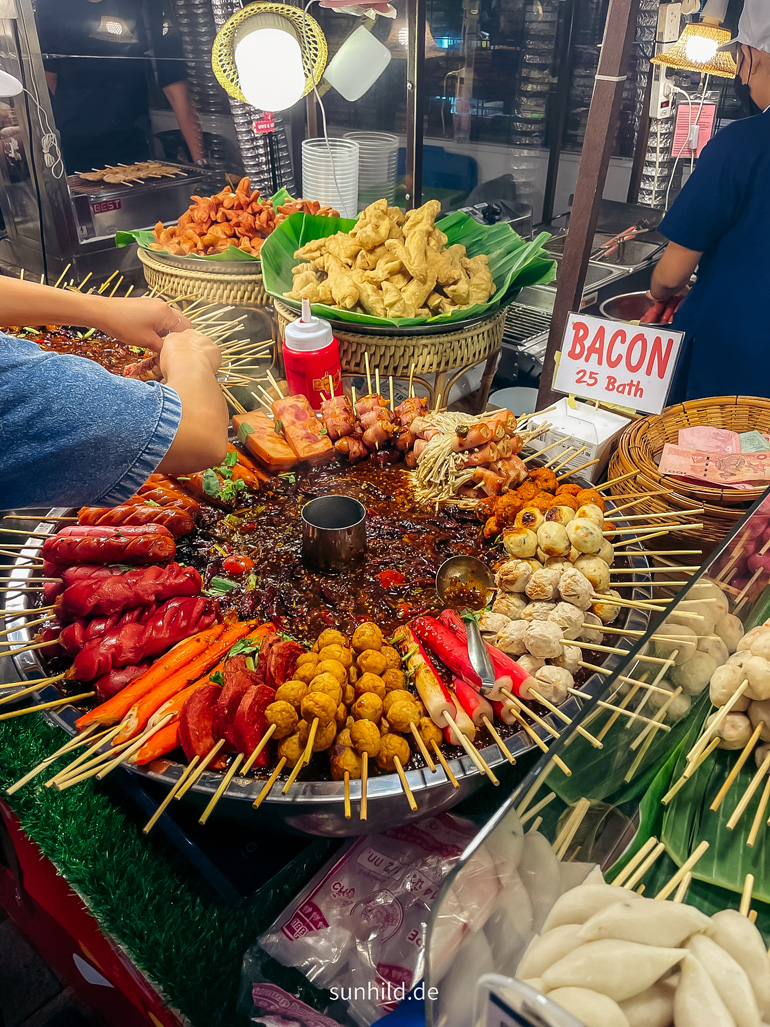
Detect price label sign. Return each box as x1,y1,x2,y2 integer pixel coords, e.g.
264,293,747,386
478,980,580,1027
252,113,276,134
553,313,684,415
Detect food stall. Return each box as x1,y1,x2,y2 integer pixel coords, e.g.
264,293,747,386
3,0,770,1024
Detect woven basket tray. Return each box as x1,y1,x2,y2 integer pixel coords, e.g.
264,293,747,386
138,248,269,307
273,298,505,378
607,395,770,557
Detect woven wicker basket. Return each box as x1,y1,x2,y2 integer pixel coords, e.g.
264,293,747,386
138,248,269,307
607,396,770,557
273,298,505,378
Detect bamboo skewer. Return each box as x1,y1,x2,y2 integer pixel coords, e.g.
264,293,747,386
46,725,122,787
344,772,351,819
521,439,565,464
527,688,602,748
253,758,286,808
567,690,671,731
609,490,677,513
443,712,499,784
360,751,368,820
686,681,749,764
0,604,55,616
710,723,764,813
630,685,684,753
240,725,277,775
624,840,666,891
393,755,416,810
611,508,704,523
610,836,659,886
748,775,770,847
375,367,380,397
143,756,201,834
282,719,318,793
560,639,674,666
603,523,704,537
740,874,755,917
0,691,93,722
174,739,226,801
551,445,588,474
199,754,244,825
660,736,721,805
431,741,459,788
556,458,600,481
481,715,515,762
542,444,582,470
518,790,556,826
608,580,691,589
553,797,590,860
409,724,437,771
503,691,561,742
673,873,692,903
597,470,638,491
0,615,52,638
504,704,571,776
590,593,666,613
364,352,372,394
655,840,709,900
408,363,415,398
727,749,770,831
6,724,102,795
0,673,65,706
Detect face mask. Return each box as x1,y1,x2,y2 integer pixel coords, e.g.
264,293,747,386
734,50,763,115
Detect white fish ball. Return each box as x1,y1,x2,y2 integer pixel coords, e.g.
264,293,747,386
478,611,510,636
698,634,729,665
524,621,563,661
670,652,718,696
648,680,692,721
526,568,561,602
581,613,604,646
548,602,584,641
493,593,528,619
575,503,604,527
521,602,557,623
517,654,545,675
529,665,573,706
707,711,752,750
553,644,581,676
537,522,572,560
597,538,615,566
749,631,770,661
567,517,604,555
502,527,539,560
652,622,697,665
749,699,770,743
494,619,529,657
591,590,623,625
573,555,610,593
710,665,750,710
743,655,770,701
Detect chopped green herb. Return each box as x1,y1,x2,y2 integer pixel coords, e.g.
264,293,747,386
274,419,283,435
228,636,264,658
245,655,256,672
201,468,220,498
207,576,238,594
279,472,296,484
82,328,96,339
278,631,296,642
219,479,246,504
143,499,161,507
209,671,224,686
245,573,257,590
238,422,255,445
225,451,238,468
318,426,328,436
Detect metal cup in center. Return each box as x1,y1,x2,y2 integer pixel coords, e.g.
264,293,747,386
301,495,367,573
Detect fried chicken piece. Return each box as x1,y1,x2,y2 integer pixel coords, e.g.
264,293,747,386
381,281,417,318
350,199,391,250
349,271,387,317
462,253,495,304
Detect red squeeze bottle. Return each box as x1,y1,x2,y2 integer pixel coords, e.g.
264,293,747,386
282,298,342,410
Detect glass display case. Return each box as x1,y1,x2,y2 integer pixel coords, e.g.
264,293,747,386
424,486,770,1027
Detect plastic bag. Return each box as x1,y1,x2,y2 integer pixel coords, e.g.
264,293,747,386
258,813,478,1027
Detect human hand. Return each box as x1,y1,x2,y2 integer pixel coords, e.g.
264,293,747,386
159,329,222,379
88,296,195,352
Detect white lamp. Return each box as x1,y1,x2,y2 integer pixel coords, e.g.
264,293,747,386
0,69,22,97
234,13,306,112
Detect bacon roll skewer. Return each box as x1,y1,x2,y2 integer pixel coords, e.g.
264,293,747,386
355,393,389,417
394,396,428,427
334,436,369,463
320,395,357,441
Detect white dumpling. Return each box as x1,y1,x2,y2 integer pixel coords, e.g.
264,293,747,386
578,893,710,947
528,665,573,705
518,831,563,934
493,593,528,619
517,654,545,676
567,517,604,554
648,679,692,721
691,579,731,619
525,621,564,660
478,611,510,636
559,567,594,611
574,554,611,593
744,656,770,701
517,924,583,979
670,651,718,696
581,612,604,645
708,711,752,749
710,664,751,710
537,523,572,560
686,933,761,1027
749,631,770,662
495,619,529,656
541,883,640,933
620,980,676,1027
717,613,746,654
553,643,581,676
708,909,770,1016
674,953,737,1027
542,939,686,1003
755,742,770,769
652,621,698,664
496,559,533,593
559,861,597,893
729,649,752,669
547,988,630,1027
526,568,561,602
749,699,770,742
548,601,584,641
502,527,539,560
597,538,615,566
521,601,557,622
670,602,719,635
699,633,730,665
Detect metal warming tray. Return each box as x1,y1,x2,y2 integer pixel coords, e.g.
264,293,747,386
545,231,665,272
2,506,652,837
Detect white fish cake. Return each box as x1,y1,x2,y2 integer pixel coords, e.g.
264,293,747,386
567,517,604,554
578,893,710,948
620,980,676,1027
575,503,604,526
541,883,641,933
502,527,539,560
542,939,686,1003
517,924,583,980
708,908,770,1016
559,567,594,611
547,988,630,1027
494,619,529,656
548,601,584,641
716,614,744,653
685,933,761,1027
674,952,736,1027
524,621,563,660
573,554,610,593
743,655,770,701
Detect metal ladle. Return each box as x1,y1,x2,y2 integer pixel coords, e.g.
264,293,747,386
436,556,502,700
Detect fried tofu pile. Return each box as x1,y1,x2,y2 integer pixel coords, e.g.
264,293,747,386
151,178,338,257
285,199,495,318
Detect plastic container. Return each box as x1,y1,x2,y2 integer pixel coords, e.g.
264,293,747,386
301,137,359,218
282,297,341,409
344,130,399,207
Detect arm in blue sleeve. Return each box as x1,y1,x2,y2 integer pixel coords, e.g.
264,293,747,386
0,338,182,511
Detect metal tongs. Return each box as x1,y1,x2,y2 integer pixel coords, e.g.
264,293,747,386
590,219,652,261
436,556,504,701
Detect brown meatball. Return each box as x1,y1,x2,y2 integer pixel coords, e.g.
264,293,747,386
352,622,384,654
351,719,381,757
555,483,582,498
297,719,337,751
516,481,540,502
335,702,348,726
277,733,304,768
528,467,559,494
274,680,308,709
318,644,353,669
330,746,362,780
576,488,606,512
300,690,337,725
265,700,298,739
316,659,347,684
387,700,421,733
357,649,388,676
418,716,443,748
343,683,356,706
352,692,384,723
308,672,343,706
355,673,386,700
316,629,348,650
380,645,401,670
375,733,411,772
294,663,320,685
383,689,416,715
295,652,320,669
383,669,406,692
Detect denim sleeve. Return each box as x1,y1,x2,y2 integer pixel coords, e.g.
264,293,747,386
0,336,182,510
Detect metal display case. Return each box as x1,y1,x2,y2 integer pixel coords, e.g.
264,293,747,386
423,487,770,1027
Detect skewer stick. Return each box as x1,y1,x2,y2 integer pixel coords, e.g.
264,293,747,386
505,705,572,776
52,263,71,289
710,723,764,812
6,723,102,795
108,276,124,297
74,272,93,292
364,352,372,394
0,691,93,721
375,367,380,397
591,593,666,612
609,490,675,512
551,445,588,474
344,771,351,819
735,568,763,613
613,549,703,558
240,724,277,775
608,566,695,575
610,580,690,589
567,690,671,731
433,391,442,413
351,385,357,408
611,508,704,523
174,739,226,801
328,374,334,399
610,835,659,886
253,758,286,808
560,639,674,666
630,685,684,753
481,716,515,762
360,751,368,820
661,736,721,805
556,458,600,481
553,797,590,860
625,840,666,891
389,375,394,410
0,585,45,593
518,790,556,825
143,755,201,834
748,776,770,847
431,741,459,788
409,724,437,771
0,673,65,706
282,718,318,793
654,840,709,900
46,725,122,787
93,716,174,780
597,470,638,491
686,681,749,763
740,874,755,917
527,689,602,748
443,712,499,784
502,691,561,741
673,873,692,904
522,439,564,464
0,604,55,615
97,270,120,293
0,615,52,638
727,749,770,831
0,528,54,538
393,756,416,810
604,523,704,536
199,753,244,825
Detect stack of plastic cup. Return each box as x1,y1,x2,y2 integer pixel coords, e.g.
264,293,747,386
301,138,360,219
344,131,399,208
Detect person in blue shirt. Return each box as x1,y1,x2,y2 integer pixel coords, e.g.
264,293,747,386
649,0,770,402
1,279,228,510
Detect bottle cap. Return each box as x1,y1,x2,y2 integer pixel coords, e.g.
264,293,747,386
283,298,334,352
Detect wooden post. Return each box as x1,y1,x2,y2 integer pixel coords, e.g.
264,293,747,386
538,0,642,407
405,0,426,209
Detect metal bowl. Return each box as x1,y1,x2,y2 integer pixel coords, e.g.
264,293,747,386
2,507,652,836
599,291,665,326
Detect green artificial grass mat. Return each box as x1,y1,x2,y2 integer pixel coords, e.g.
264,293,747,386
0,716,528,1026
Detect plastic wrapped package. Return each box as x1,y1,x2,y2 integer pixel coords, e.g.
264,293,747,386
259,814,478,1027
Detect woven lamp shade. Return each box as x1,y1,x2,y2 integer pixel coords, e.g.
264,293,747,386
651,23,737,79
212,3,327,104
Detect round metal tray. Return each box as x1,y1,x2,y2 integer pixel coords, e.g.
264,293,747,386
2,506,652,837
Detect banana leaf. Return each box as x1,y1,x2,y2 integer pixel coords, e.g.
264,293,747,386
259,209,556,328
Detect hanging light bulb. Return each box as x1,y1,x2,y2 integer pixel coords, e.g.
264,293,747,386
234,13,306,112
684,32,719,64
0,69,22,97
